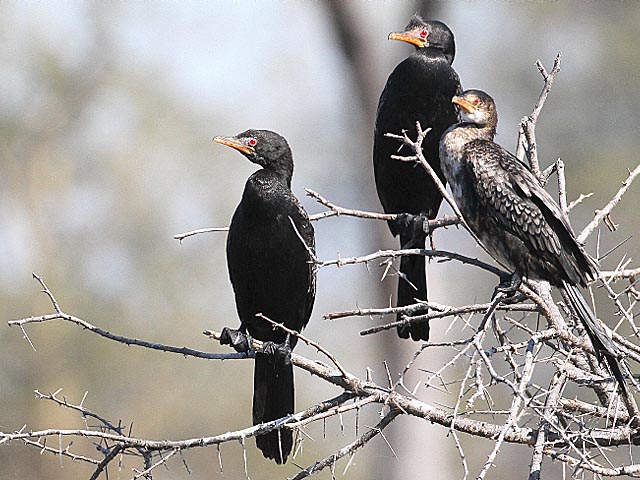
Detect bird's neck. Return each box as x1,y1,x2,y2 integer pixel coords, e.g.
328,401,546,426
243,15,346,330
251,165,292,191
415,46,453,65
241,170,291,218
270,163,293,189
261,156,293,188
456,122,496,142
441,121,496,166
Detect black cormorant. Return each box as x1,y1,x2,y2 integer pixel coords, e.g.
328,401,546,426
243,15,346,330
440,89,627,396
214,129,316,463
373,15,461,341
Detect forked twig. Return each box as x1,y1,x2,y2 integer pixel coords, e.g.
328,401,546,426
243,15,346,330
516,52,562,178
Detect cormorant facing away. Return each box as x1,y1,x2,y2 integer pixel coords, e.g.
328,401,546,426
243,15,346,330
373,15,461,341
440,89,627,396
214,130,316,463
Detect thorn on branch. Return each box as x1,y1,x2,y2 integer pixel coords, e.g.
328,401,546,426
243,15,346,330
255,313,351,381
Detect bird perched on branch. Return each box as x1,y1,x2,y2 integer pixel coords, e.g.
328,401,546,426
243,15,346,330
213,129,316,463
373,15,461,341
440,89,627,396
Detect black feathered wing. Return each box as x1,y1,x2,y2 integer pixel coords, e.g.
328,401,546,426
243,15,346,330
460,140,626,395
227,174,315,343
290,194,316,333
463,140,595,286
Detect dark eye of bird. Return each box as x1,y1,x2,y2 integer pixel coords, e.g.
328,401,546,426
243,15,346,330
248,138,257,147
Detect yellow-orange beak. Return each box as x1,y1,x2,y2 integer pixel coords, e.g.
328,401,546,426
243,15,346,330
212,136,255,156
388,31,427,48
452,96,476,114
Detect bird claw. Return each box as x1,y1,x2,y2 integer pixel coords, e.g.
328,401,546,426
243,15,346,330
220,327,251,353
499,291,527,304
394,213,429,246
262,338,292,366
495,272,522,298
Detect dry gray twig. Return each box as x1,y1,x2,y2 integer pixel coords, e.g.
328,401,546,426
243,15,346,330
516,52,562,177
173,226,229,242
578,163,640,243
306,188,460,231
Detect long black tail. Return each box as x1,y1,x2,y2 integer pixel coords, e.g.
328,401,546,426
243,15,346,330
253,352,294,464
561,281,628,398
396,233,429,341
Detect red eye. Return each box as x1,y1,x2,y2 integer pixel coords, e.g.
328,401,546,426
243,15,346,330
473,98,480,105
248,138,257,147
419,29,427,38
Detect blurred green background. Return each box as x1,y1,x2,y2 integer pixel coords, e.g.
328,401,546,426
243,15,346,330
2,2,639,479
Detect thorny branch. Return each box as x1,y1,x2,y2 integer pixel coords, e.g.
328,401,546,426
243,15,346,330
9,274,250,361
7,257,640,478
306,188,460,230
290,409,400,480
171,189,460,243
324,300,539,322
6,56,640,480
316,247,504,276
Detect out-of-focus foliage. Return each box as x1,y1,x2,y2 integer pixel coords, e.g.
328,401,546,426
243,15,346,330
1,2,638,479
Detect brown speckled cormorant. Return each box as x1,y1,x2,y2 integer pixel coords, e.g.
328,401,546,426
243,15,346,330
214,129,316,463
440,89,627,396
373,15,461,341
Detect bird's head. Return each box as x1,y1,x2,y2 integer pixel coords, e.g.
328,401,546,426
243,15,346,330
452,90,498,129
213,129,288,165
213,129,293,173
388,15,455,63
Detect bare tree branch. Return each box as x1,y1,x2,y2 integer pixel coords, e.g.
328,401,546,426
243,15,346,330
516,52,562,178
317,247,504,277
8,274,248,361
290,409,400,480
306,188,460,230
174,226,229,242
385,124,466,222
578,163,640,243
326,300,538,322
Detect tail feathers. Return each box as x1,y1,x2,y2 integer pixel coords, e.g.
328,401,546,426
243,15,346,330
253,352,294,464
397,234,429,341
603,353,628,400
562,282,628,398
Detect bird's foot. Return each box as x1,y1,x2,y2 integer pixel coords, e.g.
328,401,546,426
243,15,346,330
219,327,251,353
495,272,522,299
395,213,429,247
262,335,292,366
499,291,528,304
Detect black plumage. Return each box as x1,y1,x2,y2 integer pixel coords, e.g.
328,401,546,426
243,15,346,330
214,129,316,463
373,15,461,340
440,89,627,396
